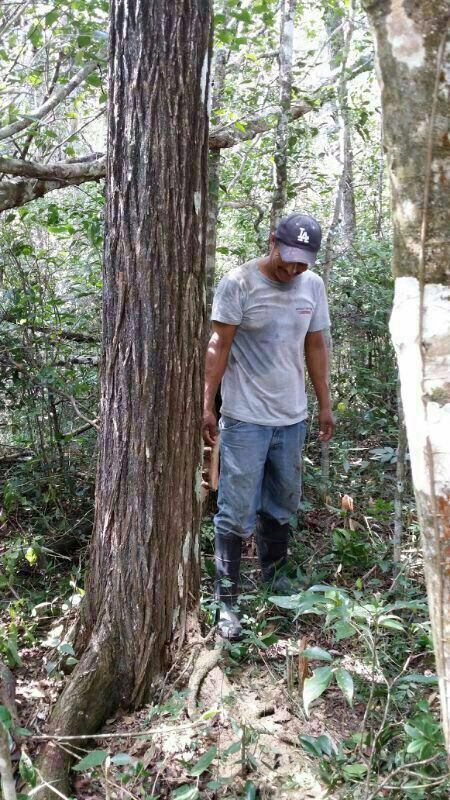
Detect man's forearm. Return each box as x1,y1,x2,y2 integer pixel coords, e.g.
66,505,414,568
305,338,331,409
204,334,230,411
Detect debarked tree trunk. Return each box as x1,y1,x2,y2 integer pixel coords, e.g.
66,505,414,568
362,0,450,755
33,1,212,796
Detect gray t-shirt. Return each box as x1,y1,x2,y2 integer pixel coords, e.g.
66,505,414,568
211,259,330,426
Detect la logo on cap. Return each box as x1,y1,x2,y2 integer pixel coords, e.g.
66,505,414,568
297,227,310,244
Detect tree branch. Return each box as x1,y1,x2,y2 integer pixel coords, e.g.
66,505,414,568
0,56,105,142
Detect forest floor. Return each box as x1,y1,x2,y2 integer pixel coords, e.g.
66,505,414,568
2,486,447,800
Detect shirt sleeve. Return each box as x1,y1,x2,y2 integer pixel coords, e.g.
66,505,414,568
211,274,244,325
308,277,331,331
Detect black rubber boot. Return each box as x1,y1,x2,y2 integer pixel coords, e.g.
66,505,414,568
215,532,243,640
256,513,293,593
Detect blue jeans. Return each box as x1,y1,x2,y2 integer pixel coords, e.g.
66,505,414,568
214,416,307,540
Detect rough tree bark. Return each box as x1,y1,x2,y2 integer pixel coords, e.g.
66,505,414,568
362,0,450,754
34,0,212,795
325,1,356,248
206,47,228,317
270,0,296,230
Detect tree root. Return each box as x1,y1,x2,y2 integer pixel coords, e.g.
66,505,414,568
186,641,225,719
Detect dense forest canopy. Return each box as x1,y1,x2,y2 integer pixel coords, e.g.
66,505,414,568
0,1,449,799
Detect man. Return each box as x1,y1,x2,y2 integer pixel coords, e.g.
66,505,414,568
202,212,334,640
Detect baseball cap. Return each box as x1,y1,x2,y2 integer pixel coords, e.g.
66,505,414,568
274,212,322,265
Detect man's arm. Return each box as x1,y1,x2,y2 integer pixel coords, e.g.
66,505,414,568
304,330,335,442
203,321,238,445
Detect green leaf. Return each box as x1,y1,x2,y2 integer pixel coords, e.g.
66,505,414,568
19,750,36,787
303,666,333,716
341,763,367,779
222,739,241,756
25,546,37,565
335,668,354,706
378,615,404,631
243,780,257,799
299,734,322,757
234,120,246,132
406,738,427,754
201,707,219,720
45,10,58,25
14,727,32,737
189,745,216,776
86,73,102,88
316,735,336,756
172,786,199,800
0,706,12,727
58,643,76,656
72,749,108,771
397,673,438,686
333,621,355,641
298,647,332,661
110,753,134,765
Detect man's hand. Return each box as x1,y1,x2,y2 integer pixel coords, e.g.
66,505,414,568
318,408,335,442
202,409,218,446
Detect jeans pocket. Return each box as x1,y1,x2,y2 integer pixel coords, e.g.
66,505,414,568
219,415,244,431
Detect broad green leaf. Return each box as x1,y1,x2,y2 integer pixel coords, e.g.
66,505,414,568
397,673,438,686
378,615,404,631
0,706,12,727
335,668,354,706
341,763,367,779
14,727,32,737
222,739,241,756
172,786,199,800
19,750,36,787
72,749,108,771
45,10,59,25
234,120,246,132
299,734,322,757
316,735,336,756
298,647,332,661
303,666,333,716
333,621,355,641
58,643,76,656
406,738,426,754
189,745,216,776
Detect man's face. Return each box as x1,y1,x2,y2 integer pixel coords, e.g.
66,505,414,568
269,245,308,283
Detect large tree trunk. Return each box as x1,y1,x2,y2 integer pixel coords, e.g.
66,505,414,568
270,0,295,230
35,0,212,795
362,0,450,754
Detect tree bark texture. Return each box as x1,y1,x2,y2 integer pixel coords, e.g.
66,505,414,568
393,380,407,570
363,0,450,753
325,2,356,248
35,0,212,795
206,47,228,317
270,0,295,230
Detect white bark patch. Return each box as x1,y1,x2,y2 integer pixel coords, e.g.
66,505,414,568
182,530,191,564
195,462,203,501
389,277,450,496
386,0,425,70
178,563,184,596
200,50,209,109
